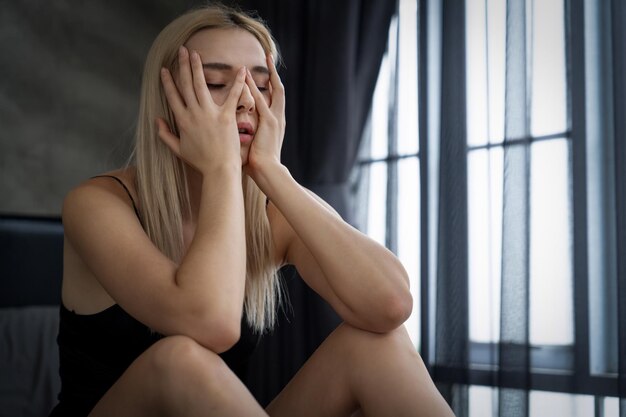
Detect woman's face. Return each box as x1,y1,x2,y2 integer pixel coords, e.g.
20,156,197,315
184,28,271,164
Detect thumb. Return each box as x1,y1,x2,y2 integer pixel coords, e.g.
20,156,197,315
156,118,181,158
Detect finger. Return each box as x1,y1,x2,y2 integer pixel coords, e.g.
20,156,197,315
177,46,199,108
223,67,247,109
156,118,181,158
160,68,186,115
245,68,271,116
267,55,285,114
190,49,211,107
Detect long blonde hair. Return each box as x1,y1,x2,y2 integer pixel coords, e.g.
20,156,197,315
130,4,282,333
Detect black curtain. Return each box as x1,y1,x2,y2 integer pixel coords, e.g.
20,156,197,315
227,0,396,406
431,0,470,414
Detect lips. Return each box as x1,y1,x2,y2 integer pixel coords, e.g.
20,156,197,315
237,122,255,144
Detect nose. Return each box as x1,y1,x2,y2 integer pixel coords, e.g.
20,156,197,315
237,82,255,113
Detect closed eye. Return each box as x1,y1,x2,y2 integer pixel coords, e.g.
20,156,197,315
256,85,269,92
206,83,225,89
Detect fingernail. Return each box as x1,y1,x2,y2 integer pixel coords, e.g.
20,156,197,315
160,67,167,77
179,46,186,56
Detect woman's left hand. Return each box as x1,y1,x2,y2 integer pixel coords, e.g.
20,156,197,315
244,55,286,183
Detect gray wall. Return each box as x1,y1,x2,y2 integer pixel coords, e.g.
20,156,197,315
0,1,189,216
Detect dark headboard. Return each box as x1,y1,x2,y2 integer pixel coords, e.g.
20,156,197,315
0,216,64,414
0,216,64,307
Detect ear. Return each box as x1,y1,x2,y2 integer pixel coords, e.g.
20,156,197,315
156,118,181,158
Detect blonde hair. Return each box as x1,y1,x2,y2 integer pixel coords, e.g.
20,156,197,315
130,3,282,333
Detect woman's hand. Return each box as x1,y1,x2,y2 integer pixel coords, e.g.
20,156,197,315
244,55,286,183
157,46,247,175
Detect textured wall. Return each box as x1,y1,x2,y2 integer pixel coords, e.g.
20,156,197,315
0,1,190,216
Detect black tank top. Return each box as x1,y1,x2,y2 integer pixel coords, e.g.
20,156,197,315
49,175,260,417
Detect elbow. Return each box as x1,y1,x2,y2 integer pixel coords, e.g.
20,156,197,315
373,290,413,333
208,319,241,353
386,265,413,325
391,290,413,325
188,307,242,353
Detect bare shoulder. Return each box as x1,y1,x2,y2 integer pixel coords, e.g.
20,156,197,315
63,167,137,203
62,168,138,229
61,167,147,313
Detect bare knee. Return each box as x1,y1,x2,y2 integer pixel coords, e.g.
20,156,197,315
88,336,232,417
149,335,219,369
145,335,228,394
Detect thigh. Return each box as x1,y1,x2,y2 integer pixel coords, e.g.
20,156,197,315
266,323,442,417
265,323,367,417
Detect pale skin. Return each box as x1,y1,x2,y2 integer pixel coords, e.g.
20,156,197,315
61,27,454,416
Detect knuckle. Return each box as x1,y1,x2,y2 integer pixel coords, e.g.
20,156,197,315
177,115,190,130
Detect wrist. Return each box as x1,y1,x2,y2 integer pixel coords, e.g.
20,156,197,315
248,160,290,197
199,160,242,179
200,163,243,188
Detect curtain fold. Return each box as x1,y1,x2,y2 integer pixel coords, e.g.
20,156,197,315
431,0,469,415
230,0,396,405
498,0,530,415
611,0,626,413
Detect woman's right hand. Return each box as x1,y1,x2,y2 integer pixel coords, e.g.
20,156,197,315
156,46,246,174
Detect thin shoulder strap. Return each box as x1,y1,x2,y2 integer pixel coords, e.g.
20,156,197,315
91,175,142,222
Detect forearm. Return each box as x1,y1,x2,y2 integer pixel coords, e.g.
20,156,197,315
175,165,247,320
258,163,411,325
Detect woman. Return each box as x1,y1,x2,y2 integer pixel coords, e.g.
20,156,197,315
50,3,454,417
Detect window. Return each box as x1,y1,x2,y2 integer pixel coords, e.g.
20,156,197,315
354,0,623,415
466,0,573,350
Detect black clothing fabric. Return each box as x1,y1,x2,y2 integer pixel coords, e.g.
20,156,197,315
49,304,259,417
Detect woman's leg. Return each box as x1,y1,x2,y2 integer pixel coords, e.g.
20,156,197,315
88,335,267,417
266,323,454,417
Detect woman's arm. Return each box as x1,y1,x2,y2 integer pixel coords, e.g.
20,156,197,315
263,166,413,333
244,58,412,333
63,167,245,352
63,47,248,352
